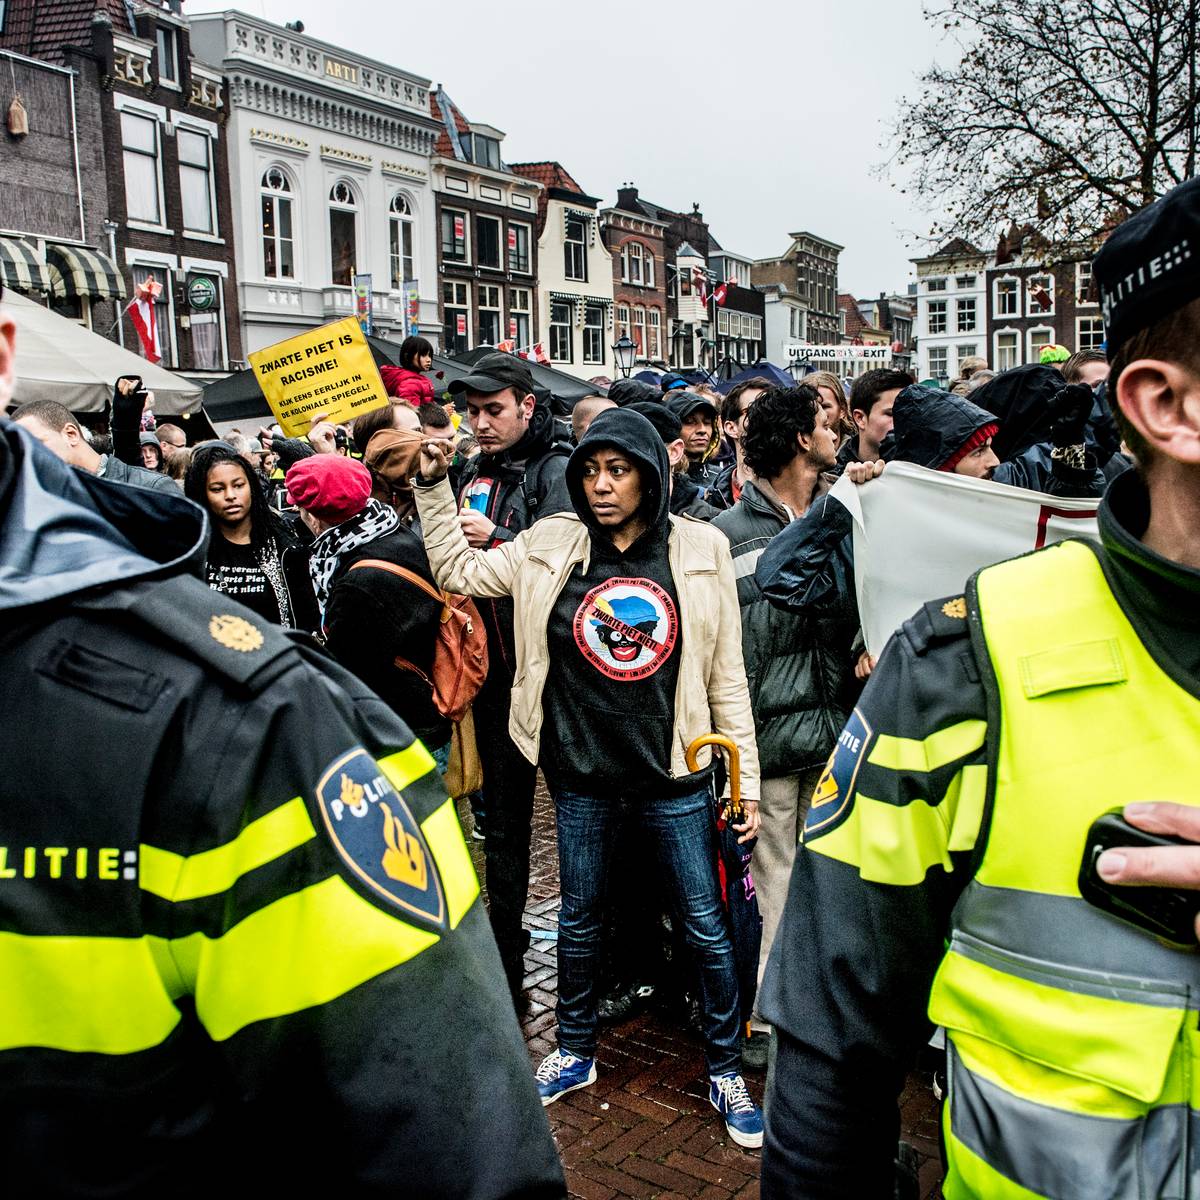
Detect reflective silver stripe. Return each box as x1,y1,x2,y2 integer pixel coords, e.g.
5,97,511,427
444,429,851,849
733,548,764,581
948,1041,1194,1199
953,880,1200,1002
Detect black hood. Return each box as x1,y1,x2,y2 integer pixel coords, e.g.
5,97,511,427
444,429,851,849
565,408,670,537
0,419,208,611
885,384,997,470
607,378,660,407
970,364,1063,459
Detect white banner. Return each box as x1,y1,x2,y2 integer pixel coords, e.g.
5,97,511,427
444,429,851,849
830,462,1100,656
788,344,892,362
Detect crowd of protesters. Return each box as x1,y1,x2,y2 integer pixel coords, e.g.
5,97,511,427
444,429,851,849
11,169,1200,1196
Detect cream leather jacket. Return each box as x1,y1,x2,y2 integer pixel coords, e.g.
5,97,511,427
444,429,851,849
414,476,760,800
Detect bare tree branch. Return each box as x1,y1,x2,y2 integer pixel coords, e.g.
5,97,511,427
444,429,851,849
882,0,1200,247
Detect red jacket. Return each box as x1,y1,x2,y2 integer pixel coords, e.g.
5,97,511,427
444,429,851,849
379,366,434,407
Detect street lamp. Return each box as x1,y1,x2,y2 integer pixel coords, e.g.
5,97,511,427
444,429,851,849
613,334,637,378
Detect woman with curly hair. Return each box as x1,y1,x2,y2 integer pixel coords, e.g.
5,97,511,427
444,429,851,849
185,443,303,627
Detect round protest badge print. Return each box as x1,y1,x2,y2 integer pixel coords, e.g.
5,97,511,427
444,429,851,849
573,577,678,681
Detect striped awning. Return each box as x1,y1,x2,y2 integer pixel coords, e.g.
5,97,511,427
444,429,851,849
45,243,126,302
0,237,53,295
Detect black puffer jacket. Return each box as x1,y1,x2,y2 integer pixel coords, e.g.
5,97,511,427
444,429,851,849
713,479,858,776
454,395,570,677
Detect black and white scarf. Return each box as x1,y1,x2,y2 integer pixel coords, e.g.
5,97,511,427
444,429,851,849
308,499,401,618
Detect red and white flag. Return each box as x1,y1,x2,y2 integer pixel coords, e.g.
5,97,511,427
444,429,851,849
532,342,549,365
497,339,516,353
129,277,162,363
691,265,709,305
713,274,737,307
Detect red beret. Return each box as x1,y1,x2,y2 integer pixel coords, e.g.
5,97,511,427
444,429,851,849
285,455,372,523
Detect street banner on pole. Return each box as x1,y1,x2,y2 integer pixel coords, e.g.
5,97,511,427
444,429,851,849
830,462,1100,655
352,273,373,335
249,315,388,437
402,281,420,338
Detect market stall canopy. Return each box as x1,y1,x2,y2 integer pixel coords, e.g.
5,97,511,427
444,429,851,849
6,289,200,415
449,347,598,414
201,335,471,437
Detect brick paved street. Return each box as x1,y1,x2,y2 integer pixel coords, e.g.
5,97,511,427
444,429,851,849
462,785,945,1200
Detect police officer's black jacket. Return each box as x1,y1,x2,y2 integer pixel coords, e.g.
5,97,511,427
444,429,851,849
712,479,858,777
0,421,565,1198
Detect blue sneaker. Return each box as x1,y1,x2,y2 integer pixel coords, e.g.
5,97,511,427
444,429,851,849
535,1050,597,1106
709,1072,764,1148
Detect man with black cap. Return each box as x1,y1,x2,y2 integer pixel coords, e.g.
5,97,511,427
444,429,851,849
0,290,566,1196
446,350,570,1007
627,399,719,519
759,176,1200,1199
667,391,722,497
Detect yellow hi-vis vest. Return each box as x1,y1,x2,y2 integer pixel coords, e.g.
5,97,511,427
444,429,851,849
928,539,1200,1200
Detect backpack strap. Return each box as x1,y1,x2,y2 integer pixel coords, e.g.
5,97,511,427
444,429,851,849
348,558,449,619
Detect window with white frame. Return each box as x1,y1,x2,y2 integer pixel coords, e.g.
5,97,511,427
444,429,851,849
156,25,179,85
632,305,646,355
955,274,976,290
550,301,573,362
1077,316,1105,350
926,277,947,291
1028,274,1055,315
647,308,661,359
927,299,947,334
789,306,804,339
328,181,356,286
996,278,1020,317
121,111,162,225
927,346,948,381
441,208,468,263
615,303,629,337
624,242,643,284
475,214,501,270
564,214,587,282
1076,261,1096,306
260,167,294,279
509,286,530,347
177,129,215,235
131,264,172,367
1028,327,1054,359
717,309,730,335
389,193,415,289
644,252,655,288
956,344,978,368
583,304,605,365
956,297,976,333
443,280,469,353
507,222,530,273
995,330,1020,370
477,284,501,345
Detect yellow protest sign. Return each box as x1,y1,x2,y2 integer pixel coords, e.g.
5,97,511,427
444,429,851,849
249,316,389,438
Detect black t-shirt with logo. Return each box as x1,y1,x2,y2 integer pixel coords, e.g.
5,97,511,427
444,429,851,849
205,535,283,627
541,527,709,800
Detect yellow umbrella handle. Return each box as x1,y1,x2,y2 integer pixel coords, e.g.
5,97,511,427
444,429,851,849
686,734,742,819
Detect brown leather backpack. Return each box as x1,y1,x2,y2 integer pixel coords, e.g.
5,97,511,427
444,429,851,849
348,559,488,724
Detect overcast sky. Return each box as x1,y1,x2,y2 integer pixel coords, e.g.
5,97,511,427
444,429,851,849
190,0,950,297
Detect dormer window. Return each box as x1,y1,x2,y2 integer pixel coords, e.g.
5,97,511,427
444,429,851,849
156,25,179,85
466,134,501,171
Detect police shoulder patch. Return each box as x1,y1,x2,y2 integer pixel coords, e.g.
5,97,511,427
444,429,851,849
315,747,447,931
803,707,874,841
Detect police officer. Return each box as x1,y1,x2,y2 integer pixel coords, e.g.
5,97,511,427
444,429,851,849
0,292,565,1197
758,176,1200,1200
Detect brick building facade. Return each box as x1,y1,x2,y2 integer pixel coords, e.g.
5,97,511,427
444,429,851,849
601,187,669,368
428,88,541,356
752,231,842,346
3,0,241,377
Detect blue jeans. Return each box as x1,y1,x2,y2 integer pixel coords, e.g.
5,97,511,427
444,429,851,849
553,785,741,1077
